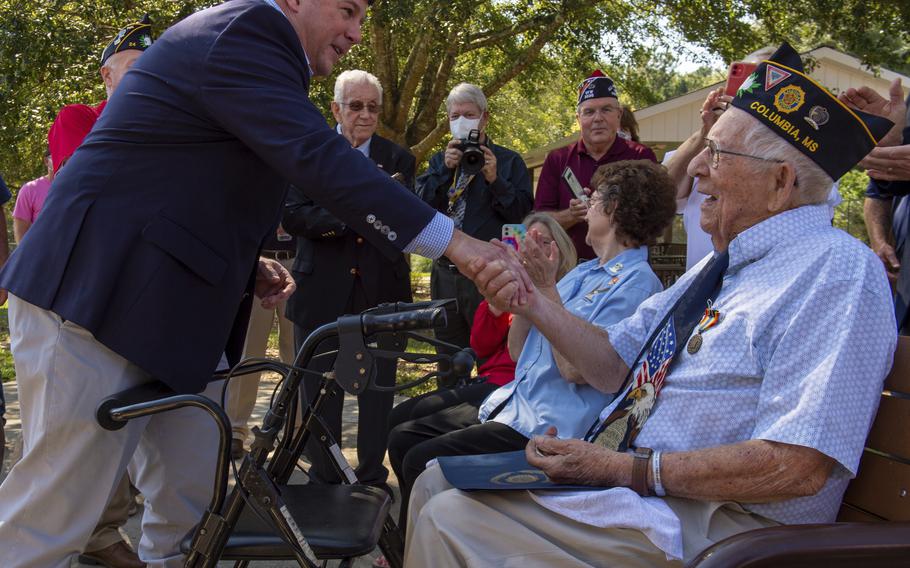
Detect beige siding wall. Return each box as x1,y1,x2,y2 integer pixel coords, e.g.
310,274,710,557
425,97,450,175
636,56,910,146
638,98,703,143
812,60,895,97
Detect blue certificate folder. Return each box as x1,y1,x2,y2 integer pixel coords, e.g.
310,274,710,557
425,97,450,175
437,450,602,491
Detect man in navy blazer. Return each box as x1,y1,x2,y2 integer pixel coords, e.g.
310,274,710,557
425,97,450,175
283,69,415,491
0,1,525,565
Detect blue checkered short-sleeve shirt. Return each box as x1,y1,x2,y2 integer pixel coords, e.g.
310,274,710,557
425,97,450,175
601,205,896,524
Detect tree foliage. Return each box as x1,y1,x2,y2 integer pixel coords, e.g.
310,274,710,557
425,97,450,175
0,0,907,190
604,47,726,111
0,0,221,187
833,169,871,244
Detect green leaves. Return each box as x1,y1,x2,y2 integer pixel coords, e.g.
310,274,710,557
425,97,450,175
0,0,905,190
0,0,220,188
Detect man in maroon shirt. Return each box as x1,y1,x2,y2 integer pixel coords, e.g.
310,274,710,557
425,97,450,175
534,71,656,260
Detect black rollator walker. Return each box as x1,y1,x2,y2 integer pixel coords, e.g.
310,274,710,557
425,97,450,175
95,299,475,567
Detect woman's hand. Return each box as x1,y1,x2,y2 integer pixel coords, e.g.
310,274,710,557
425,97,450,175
520,227,560,289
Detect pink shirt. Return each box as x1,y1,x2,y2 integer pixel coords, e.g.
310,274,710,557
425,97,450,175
13,176,52,223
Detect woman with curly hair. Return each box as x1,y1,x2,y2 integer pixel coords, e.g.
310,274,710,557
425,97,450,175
390,160,676,536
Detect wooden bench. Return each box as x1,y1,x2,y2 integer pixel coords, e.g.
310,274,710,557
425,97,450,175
689,336,910,567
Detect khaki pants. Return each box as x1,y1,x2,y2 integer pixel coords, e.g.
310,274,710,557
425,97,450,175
405,464,779,568
84,473,132,553
0,296,220,568
225,256,295,443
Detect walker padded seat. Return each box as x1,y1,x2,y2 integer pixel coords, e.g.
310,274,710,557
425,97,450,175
181,484,390,560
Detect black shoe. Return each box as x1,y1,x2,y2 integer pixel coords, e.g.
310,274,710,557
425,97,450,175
371,481,397,503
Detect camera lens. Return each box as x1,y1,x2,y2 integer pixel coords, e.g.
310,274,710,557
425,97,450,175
461,145,484,175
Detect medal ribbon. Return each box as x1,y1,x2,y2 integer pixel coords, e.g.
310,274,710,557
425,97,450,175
695,308,721,335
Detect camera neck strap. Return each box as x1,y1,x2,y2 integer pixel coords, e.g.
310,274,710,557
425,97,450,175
447,171,475,205
446,171,475,229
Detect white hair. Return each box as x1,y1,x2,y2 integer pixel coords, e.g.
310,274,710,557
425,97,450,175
731,108,833,204
743,46,777,63
333,70,383,103
445,83,487,114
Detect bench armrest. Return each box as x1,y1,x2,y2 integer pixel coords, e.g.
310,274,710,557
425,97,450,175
687,522,910,568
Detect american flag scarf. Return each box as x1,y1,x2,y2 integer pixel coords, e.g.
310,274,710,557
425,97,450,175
589,250,729,451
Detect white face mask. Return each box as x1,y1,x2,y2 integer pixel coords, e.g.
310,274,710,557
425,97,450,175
450,116,481,140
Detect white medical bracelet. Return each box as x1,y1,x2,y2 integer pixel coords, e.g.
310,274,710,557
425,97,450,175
652,450,666,497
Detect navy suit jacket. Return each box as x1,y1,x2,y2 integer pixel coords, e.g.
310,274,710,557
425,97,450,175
0,0,435,393
283,133,415,331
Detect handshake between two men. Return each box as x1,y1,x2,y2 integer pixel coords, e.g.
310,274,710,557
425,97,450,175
255,227,536,312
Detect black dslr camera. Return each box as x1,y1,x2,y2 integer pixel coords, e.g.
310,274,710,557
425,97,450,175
457,129,485,176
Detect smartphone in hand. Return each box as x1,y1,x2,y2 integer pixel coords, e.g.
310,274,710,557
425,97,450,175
501,224,527,251
724,61,758,97
562,167,588,201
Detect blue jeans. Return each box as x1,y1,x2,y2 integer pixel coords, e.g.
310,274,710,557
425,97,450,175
0,381,5,422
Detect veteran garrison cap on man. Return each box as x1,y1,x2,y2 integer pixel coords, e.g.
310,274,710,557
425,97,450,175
577,70,618,105
731,41,893,179
100,14,153,65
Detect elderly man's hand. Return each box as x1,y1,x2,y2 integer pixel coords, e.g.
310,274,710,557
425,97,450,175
254,257,296,309
468,243,538,314
445,230,533,308
525,427,628,487
860,144,910,181
444,139,464,170
839,78,905,147
700,87,732,135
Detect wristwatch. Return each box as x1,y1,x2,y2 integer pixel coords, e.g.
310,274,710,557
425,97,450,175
631,447,653,497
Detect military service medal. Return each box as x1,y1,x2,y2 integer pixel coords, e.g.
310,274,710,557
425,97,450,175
687,305,722,354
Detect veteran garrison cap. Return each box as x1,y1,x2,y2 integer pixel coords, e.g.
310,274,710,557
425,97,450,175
730,42,893,180
101,14,153,66
578,70,618,106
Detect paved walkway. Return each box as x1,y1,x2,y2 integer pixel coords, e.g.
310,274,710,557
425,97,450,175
1,374,404,567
